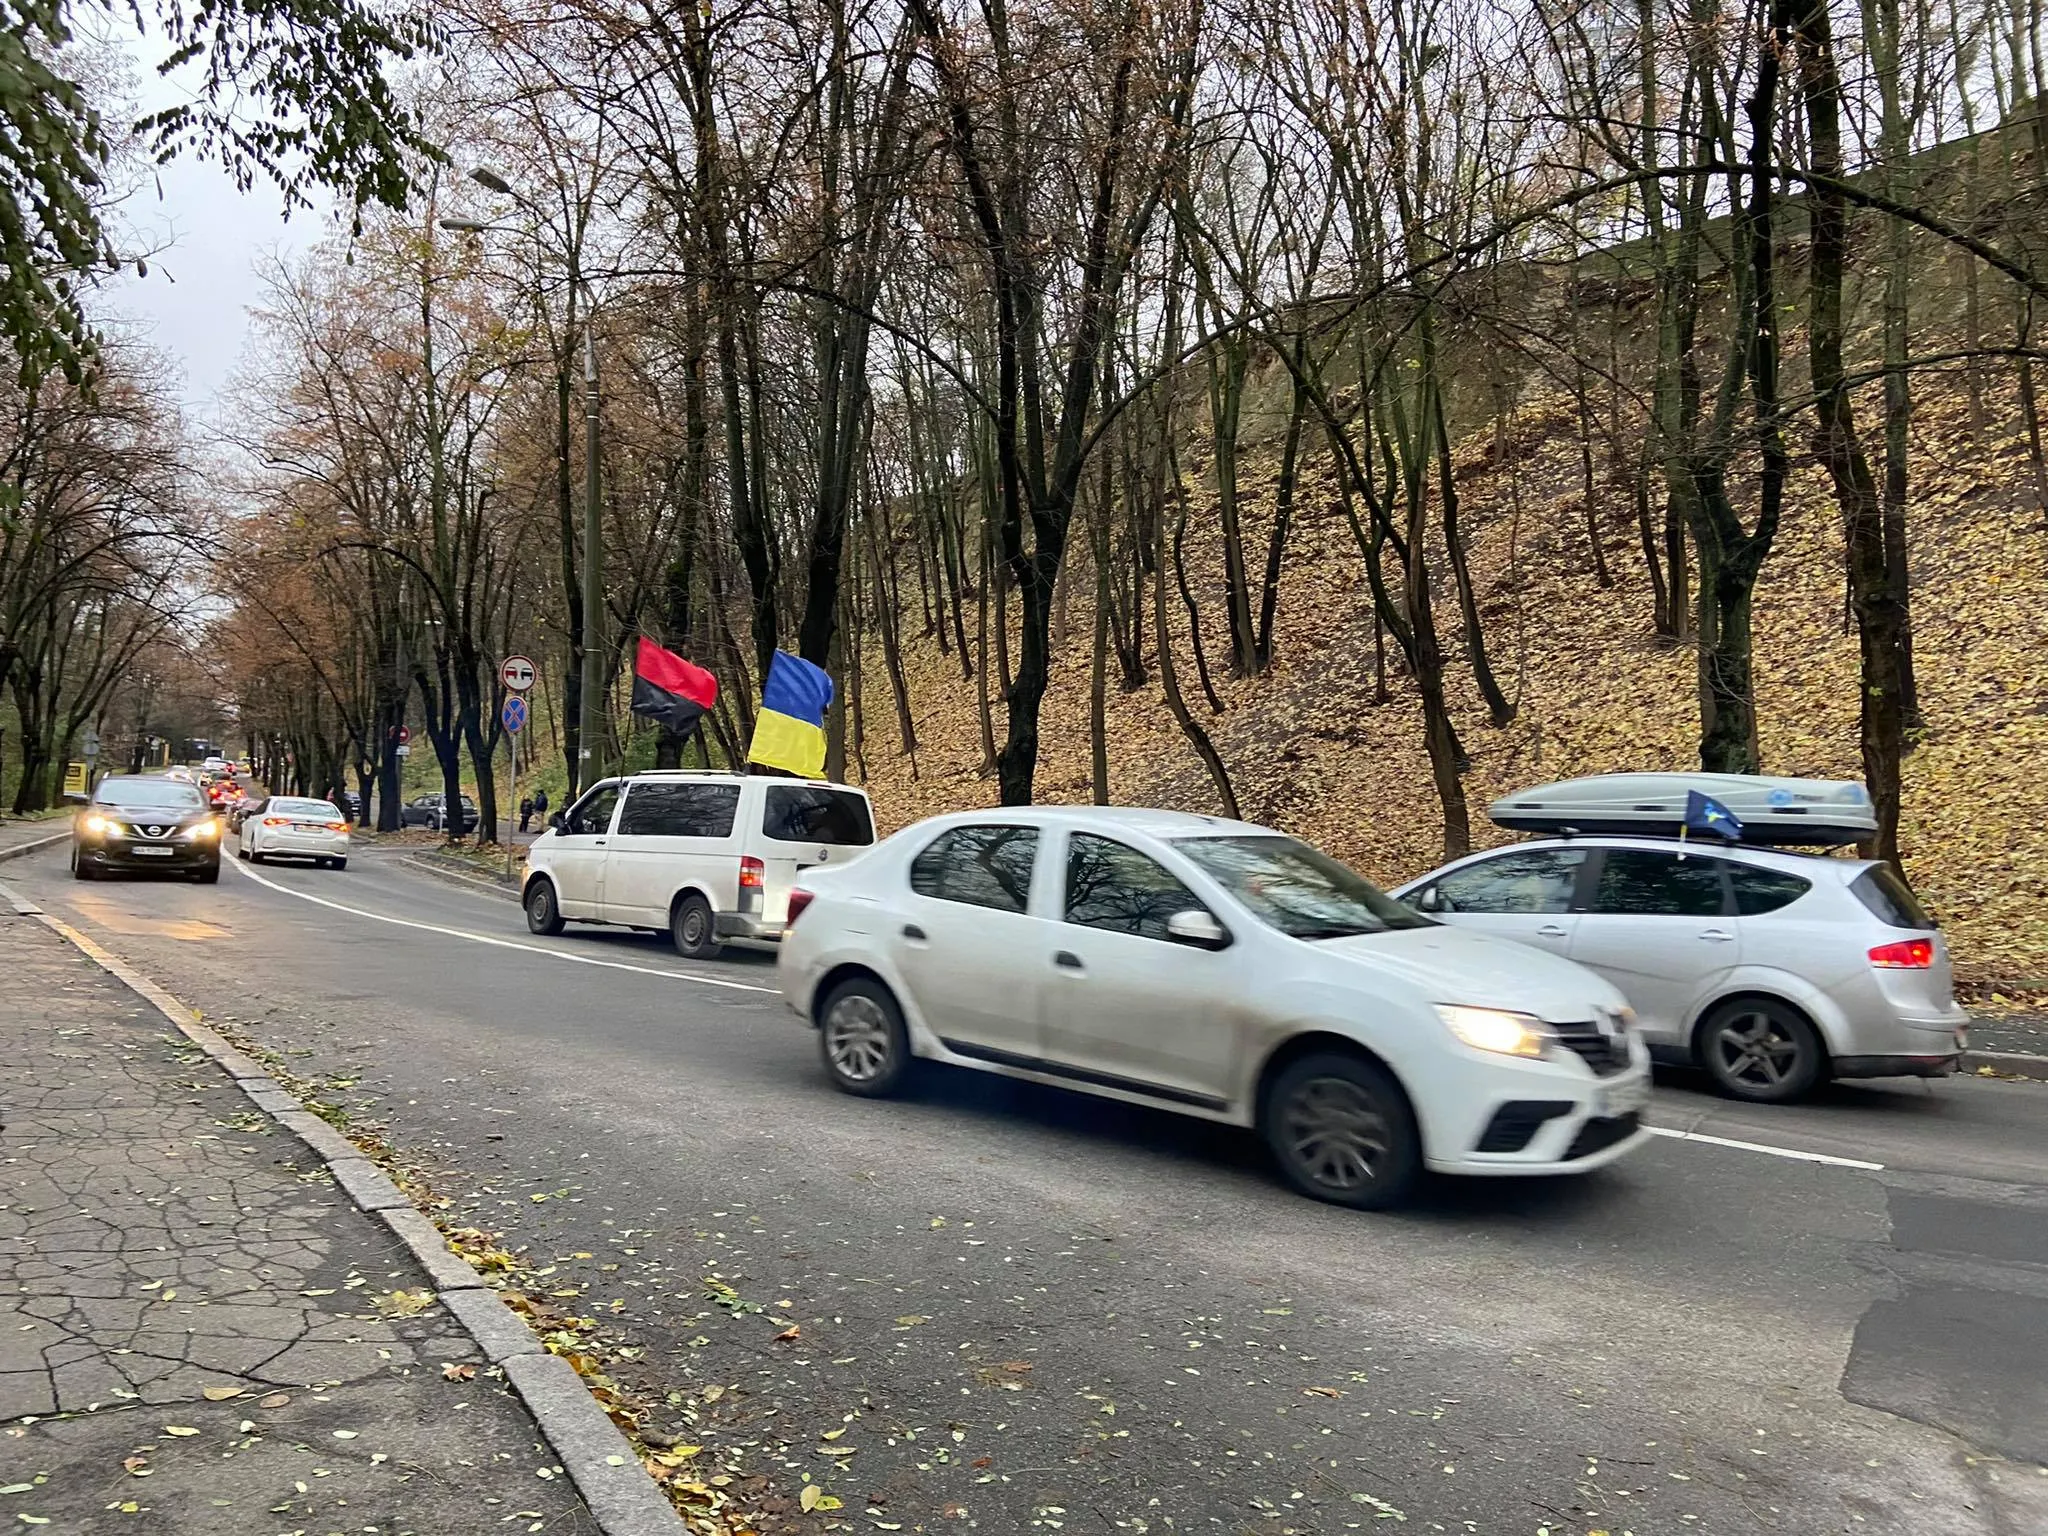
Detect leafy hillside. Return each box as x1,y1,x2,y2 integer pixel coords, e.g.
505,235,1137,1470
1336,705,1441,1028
852,373,2048,987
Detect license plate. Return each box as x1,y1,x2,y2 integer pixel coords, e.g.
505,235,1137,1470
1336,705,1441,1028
131,846,173,857
1598,1076,1650,1118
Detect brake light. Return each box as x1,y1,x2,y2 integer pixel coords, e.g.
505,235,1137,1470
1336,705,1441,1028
739,856,765,890
786,887,815,925
262,816,291,827
324,821,349,833
1869,938,1934,969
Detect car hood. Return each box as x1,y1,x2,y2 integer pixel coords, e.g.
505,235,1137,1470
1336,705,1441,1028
1312,924,1622,1021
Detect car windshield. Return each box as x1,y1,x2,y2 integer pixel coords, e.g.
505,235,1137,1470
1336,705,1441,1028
1176,834,1434,940
96,778,205,811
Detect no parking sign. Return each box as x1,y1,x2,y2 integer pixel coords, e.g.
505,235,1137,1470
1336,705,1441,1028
501,695,528,734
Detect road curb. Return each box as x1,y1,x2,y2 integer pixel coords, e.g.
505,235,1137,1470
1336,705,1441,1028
1963,1049,2048,1082
17,902,687,1536
401,850,522,900
0,827,70,867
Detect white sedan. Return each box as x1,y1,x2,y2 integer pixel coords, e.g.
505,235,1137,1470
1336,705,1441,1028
238,797,351,869
777,807,1651,1209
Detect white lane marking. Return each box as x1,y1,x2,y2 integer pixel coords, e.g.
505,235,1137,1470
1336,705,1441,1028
1646,1124,1883,1171
226,856,779,995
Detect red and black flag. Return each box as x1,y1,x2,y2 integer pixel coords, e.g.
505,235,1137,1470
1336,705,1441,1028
630,636,718,735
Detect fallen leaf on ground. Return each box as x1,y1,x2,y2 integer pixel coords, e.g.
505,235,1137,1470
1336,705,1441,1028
332,1430,358,1440
800,1485,843,1512
202,1387,241,1401
441,1363,477,1381
894,1316,927,1327
162,1426,198,1437
773,1326,801,1342
257,1394,290,1410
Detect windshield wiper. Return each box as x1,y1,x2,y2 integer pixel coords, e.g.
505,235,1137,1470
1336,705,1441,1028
1292,924,1382,940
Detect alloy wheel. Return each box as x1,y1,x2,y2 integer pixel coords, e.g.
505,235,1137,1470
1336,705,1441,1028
1279,1076,1392,1194
823,993,894,1084
1712,1008,1803,1090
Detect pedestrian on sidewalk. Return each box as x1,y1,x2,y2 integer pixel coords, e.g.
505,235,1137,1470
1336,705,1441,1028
533,786,550,824
518,794,534,833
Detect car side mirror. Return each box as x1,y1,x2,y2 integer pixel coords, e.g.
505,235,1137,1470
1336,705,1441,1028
1411,886,1444,913
548,812,564,831
1166,909,1231,951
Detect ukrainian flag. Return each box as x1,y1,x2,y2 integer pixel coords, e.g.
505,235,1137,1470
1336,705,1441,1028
748,651,834,778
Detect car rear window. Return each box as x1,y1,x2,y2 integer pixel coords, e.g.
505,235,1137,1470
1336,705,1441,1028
762,786,874,845
1851,865,1936,929
274,799,341,817
1729,865,1812,916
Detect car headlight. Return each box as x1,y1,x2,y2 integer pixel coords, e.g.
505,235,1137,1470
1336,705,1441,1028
81,813,111,836
184,819,220,840
1435,1004,1552,1059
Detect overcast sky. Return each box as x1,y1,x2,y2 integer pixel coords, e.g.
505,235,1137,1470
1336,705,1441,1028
101,29,336,422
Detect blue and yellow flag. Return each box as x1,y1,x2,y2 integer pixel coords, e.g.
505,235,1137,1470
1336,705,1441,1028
748,651,834,778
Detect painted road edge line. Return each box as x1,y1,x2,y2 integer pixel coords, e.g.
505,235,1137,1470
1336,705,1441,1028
23,905,687,1536
227,854,779,994
1646,1124,1884,1171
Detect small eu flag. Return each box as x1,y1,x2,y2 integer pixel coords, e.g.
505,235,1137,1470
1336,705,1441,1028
1684,790,1743,840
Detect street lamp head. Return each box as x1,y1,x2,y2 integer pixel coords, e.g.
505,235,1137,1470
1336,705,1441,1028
470,166,515,196
439,217,492,234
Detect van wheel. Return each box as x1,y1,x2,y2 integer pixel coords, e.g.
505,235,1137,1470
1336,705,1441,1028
525,877,565,935
670,894,722,960
818,976,912,1098
1260,1051,1421,1210
1698,998,1825,1103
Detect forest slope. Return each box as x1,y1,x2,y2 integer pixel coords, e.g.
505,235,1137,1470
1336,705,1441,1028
852,373,2048,988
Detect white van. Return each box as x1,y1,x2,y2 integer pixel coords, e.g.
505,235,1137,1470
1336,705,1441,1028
521,771,877,959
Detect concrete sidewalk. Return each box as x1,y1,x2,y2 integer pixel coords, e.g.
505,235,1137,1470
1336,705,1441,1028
0,910,598,1534
0,814,70,864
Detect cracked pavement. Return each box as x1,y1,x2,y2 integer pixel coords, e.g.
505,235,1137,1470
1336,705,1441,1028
0,910,596,1534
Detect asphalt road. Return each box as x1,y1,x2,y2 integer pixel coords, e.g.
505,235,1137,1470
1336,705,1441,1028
8,839,2048,1535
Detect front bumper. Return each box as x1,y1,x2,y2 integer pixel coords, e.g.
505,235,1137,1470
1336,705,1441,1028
78,838,219,872
1423,1040,1654,1176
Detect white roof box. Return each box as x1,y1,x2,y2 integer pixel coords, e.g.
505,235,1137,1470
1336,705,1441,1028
1488,772,1877,847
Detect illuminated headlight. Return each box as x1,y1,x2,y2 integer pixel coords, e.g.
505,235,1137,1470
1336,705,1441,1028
81,813,113,836
183,819,220,841
1435,1005,1552,1059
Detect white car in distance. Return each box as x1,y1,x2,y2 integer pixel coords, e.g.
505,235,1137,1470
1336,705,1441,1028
778,807,1652,1209
238,797,351,869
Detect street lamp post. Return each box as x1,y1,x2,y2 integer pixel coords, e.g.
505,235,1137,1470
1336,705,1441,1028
442,168,604,794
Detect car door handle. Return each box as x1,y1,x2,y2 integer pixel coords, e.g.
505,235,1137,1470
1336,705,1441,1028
1536,924,1568,938
593,838,606,846
1053,951,1084,971
901,923,927,942
1698,928,1734,942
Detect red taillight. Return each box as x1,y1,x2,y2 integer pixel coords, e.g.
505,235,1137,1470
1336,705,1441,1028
786,888,815,925
262,816,290,827
1869,938,1934,969
324,821,349,833
739,856,764,890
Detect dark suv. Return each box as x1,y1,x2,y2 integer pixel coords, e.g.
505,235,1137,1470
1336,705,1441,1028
73,775,223,882
400,792,479,833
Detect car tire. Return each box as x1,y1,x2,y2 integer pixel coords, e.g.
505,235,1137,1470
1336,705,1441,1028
1697,997,1826,1103
817,976,913,1098
670,894,722,960
1260,1050,1422,1210
194,862,220,885
525,877,566,935
72,848,95,881
332,858,347,871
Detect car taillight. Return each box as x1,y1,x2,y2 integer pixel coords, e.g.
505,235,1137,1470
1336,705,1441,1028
324,821,349,833
1869,938,1934,969
262,816,290,827
739,855,764,890
786,888,814,925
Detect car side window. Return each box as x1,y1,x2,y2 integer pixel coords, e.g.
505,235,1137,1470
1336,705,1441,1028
1729,865,1813,916
1429,849,1586,914
563,786,621,838
1588,850,1729,917
1064,832,1204,941
617,783,740,838
910,826,1038,913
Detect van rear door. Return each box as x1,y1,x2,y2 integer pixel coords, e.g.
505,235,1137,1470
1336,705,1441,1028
753,784,876,926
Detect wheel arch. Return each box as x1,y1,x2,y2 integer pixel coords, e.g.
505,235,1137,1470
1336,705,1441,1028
808,962,895,1029
1688,988,1833,1070
666,884,720,923
1252,1030,1417,1128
